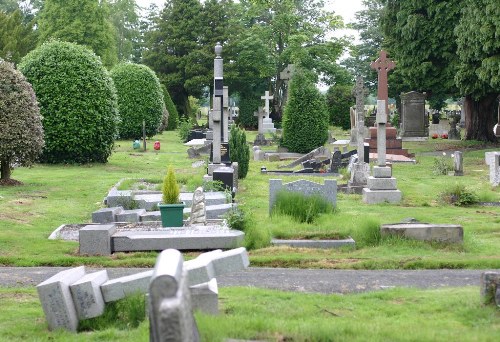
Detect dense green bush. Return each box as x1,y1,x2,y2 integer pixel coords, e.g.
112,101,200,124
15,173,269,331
178,116,194,143
161,84,179,130
111,63,165,139
325,84,354,130
236,95,258,129
0,60,44,182
19,40,119,164
282,71,329,153
229,124,250,179
271,190,335,223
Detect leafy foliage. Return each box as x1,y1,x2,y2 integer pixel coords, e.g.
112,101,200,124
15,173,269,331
271,190,335,224
110,62,165,139
236,95,259,129
432,153,454,175
162,166,180,204
325,84,354,130
282,71,329,153
440,183,479,206
178,117,194,143
229,125,250,179
37,0,118,68
0,60,44,181
109,0,142,62
0,9,37,64
19,40,119,164
160,84,179,131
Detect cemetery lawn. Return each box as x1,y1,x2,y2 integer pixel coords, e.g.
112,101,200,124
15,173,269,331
0,286,499,341
0,130,499,269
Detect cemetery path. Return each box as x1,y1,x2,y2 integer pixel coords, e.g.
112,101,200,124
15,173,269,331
1,267,496,294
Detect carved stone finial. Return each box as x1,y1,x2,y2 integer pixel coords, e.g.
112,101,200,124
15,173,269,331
215,42,222,58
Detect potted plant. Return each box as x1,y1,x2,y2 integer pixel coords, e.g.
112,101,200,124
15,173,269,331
158,166,184,227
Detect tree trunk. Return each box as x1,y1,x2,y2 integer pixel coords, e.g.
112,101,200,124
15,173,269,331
464,93,498,142
0,157,11,180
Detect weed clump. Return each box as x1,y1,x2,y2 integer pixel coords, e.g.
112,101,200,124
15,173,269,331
271,190,335,224
432,152,454,175
440,183,479,206
353,218,382,247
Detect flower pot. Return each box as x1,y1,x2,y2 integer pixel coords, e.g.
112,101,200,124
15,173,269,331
158,203,185,227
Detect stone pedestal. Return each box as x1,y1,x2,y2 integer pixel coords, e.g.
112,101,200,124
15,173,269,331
262,118,276,134
362,166,402,204
364,125,412,157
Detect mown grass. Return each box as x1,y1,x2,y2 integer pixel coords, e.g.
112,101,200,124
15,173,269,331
0,286,498,341
0,129,499,269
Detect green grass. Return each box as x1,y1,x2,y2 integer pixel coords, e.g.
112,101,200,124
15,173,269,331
0,287,498,341
0,130,499,269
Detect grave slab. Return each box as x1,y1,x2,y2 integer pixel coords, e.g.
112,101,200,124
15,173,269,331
115,209,147,223
381,223,463,243
272,238,355,249
92,207,123,224
100,270,153,303
37,266,86,332
70,270,108,319
79,224,116,256
140,211,161,222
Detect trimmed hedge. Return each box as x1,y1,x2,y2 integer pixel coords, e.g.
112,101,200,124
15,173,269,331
0,60,44,180
111,63,165,139
19,40,119,164
282,71,329,153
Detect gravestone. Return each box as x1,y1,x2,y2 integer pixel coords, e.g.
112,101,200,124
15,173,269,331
370,50,395,115
480,272,500,305
253,107,267,145
261,91,276,134
279,64,295,105
489,153,500,187
330,150,342,173
454,151,463,176
400,91,428,138
363,100,402,204
448,114,461,140
148,249,199,342
211,43,224,164
190,187,206,225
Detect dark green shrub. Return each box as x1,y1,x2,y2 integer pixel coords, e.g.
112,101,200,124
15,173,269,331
178,116,193,143
271,190,335,224
229,124,250,179
0,60,44,183
19,40,119,164
440,183,479,206
325,84,354,130
282,70,329,153
236,95,258,129
162,84,179,130
111,63,165,139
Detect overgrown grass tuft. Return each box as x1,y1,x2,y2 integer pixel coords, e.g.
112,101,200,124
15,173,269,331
352,217,381,247
78,293,146,332
440,183,479,206
271,190,335,223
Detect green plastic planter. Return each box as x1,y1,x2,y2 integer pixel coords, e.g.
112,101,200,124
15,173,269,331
158,203,185,227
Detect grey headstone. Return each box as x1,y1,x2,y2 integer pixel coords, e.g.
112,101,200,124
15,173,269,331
37,266,86,332
400,91,427,138
454,151,463,176
211,247,250,275
101,270,153,303
70,270,108,319
79,224,116,256
480,272,500,305
490,153,500,186
190,278,219,315
92,207,123,224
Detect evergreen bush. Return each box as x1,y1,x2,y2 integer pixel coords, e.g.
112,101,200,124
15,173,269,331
229,124,250,179
325,84,354,130
0,60,44,183
161,84,179,130
162,167,180,204
19,40,119,164
236,95,258,129
282,71,329,153
111,63,165,139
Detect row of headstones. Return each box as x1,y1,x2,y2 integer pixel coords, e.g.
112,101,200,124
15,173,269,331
37,247,249,335
485,152,500,186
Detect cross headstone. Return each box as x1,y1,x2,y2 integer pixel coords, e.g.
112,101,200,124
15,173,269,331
279,64,295,106
376,100,387,166
254,107,266,135
261,91,274,119
370,50,395,115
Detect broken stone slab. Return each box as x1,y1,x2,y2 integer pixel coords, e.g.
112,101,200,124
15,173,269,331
211,247,250,275
115,209,147,223
105,190,133,208
79,224,116,256
69,270,108,319
381,222,463,243
190,278,219,315
92,207,123,224
100,270,153,303
37,266,86,332
480,271,500,305
185,249,223,286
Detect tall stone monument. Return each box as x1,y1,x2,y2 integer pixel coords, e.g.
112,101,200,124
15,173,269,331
212,43,223,164
348,76,370,194
261,91,276,134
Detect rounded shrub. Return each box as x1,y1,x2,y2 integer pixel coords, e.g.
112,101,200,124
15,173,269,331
111,63,165,139
19,40,119,164
282,71,329,153
0,60,44,183
326,84,354,130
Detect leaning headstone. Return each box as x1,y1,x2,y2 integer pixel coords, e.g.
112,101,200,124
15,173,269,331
454,151,463,176
37,266,86,332
189,278,219,315
70,270,109,319
480,272,500,305
149,249,199,342
190,187,207,226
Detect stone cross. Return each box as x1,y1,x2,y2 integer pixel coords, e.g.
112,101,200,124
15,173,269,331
254,107,266,134
370,50,395,115
261,91,273,119
355,76,366,164
376,100,387,167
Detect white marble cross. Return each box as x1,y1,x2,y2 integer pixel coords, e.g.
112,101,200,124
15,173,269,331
261,91,273,119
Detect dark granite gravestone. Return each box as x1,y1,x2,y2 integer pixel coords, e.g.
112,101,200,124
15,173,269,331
210,142,231,164
400,91,428,137
330,151,342,173
213,167,234,192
